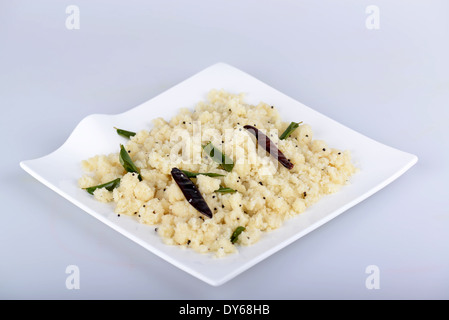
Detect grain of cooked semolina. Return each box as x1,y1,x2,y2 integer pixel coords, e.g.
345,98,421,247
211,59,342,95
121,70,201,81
78,89,357,257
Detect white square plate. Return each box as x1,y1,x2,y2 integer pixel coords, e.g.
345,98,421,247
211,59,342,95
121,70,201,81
20,63,417,286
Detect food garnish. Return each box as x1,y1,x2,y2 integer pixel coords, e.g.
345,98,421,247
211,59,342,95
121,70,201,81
180,170,225,178
279,121,303,140
215,187,237,193
114,127,136,139
202,142,234,172
230,226,246,244
171,168,213,218
119,144,142,181
243,125,294,169
84,178,121,195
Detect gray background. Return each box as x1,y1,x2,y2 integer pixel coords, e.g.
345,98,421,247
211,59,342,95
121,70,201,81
1,0,448,299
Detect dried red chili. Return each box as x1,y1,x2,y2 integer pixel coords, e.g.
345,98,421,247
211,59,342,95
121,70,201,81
171,168,213,218
243,125,294,170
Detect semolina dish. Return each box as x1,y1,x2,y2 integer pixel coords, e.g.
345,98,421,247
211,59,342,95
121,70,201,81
78,90,357,257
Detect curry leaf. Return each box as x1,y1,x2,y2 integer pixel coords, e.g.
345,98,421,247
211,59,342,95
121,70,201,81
215,187,237,193
84,178,121,195
114,127,136,139
279,121,303,140
230,226,246,244
180,170,225,178
202,142,234,172
119,144,142,181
